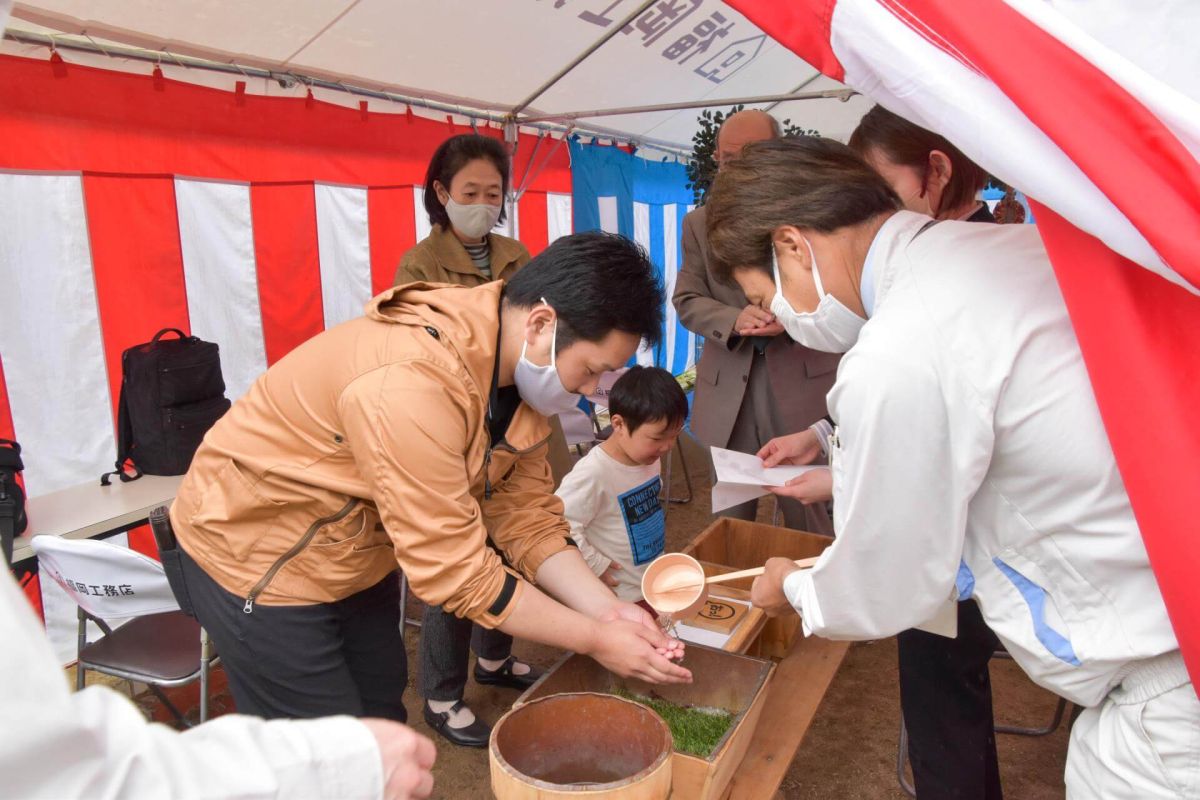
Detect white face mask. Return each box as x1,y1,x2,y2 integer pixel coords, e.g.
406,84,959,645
769,238,867,353
444,196,503,239
514,302,582,417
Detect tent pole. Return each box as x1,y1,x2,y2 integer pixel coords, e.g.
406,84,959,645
512,132,545,202
765,73,824,112
503,121,519,239
514,130,571,204
1,28,694,157
2,29,516,124
508,0,656,117
517,88,855,124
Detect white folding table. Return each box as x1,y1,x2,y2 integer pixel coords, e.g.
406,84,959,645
11,474,184,565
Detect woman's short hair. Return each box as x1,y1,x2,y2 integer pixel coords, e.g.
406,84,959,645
422,134,510,229
705,136,901,284
848,105,988,215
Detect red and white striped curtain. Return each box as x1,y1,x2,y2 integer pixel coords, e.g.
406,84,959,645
0,53,574,501
0,52,573,645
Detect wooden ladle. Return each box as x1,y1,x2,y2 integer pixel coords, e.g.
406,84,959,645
654,556,822,593
641,553,822,620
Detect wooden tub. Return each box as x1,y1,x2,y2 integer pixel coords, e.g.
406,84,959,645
516,645,775,800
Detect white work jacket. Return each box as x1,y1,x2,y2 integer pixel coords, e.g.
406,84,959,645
785,211,1178,707
0,567,384,799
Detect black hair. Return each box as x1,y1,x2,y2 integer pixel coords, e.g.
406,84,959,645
423,134,510,229
608,366,689,434
502,231,664,349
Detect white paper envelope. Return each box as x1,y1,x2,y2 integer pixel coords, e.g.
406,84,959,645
709,446,822,513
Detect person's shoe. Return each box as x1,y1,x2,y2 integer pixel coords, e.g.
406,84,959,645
473,656,544,690
422,700,491,748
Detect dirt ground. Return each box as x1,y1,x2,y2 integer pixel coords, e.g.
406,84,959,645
109,433,1071,799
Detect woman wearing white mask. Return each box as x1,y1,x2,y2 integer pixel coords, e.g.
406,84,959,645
705,137,1191,800
395,134,538,749
395,134,529,288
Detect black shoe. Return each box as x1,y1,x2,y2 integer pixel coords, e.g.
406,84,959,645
422,700,491,748
474,656,544,690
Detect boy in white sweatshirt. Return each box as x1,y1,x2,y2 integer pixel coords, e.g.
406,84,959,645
555,366,689,606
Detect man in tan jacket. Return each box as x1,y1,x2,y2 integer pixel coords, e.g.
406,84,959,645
171,232,690,723
673,111,839,534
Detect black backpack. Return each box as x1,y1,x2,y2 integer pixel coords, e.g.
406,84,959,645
0,438,27,565
100,328,231,485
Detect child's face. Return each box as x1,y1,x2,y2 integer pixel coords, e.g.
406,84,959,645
612,416,683,466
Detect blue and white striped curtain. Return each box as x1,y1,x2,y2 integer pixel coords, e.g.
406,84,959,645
569,140,697,376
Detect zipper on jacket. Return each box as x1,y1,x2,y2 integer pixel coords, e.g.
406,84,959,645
243,497,361,613
482,432,552,501
490,434,552,457
483,447,494,500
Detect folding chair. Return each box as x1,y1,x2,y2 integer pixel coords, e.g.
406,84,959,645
660,433,694,506
398,571,422,638
31,535,218,726
559,404,602,458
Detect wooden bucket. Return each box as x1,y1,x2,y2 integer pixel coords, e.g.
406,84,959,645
490,693,673,799
516,646,775,800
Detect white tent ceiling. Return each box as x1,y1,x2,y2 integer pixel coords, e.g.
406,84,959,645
6,0,872,152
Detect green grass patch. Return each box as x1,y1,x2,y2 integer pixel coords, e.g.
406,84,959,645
613,688,735,758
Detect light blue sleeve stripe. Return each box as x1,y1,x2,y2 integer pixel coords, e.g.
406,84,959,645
955,559,975,601
992,557,1081,666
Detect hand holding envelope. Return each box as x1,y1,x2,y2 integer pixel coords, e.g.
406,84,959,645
710,446,961,638
709,446,824,513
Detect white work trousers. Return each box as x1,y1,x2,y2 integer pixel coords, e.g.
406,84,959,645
1066,651,1199,799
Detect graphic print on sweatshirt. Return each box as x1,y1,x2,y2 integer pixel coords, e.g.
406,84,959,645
618,476,665,565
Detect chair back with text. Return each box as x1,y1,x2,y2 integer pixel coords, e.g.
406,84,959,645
31,534,215,726
31,535,179,620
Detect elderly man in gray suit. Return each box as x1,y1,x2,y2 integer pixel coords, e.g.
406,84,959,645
673,110,839,535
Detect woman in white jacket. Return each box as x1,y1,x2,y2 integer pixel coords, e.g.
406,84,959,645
703,136,1194,799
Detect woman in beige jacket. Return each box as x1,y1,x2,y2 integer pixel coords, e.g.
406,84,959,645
395,134,530,288
396,134,536,749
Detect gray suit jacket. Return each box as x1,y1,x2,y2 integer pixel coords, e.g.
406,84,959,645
672,206,841,448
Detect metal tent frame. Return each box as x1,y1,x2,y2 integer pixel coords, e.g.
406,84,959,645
4,3,857,236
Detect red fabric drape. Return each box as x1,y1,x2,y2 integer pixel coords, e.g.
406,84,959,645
368,187,419,297
0,53,573,622
0,54,571,191
0,51,572,434
732,0,1200,684
83,176,192,425
1032,200,1200,681
250,183,325,366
